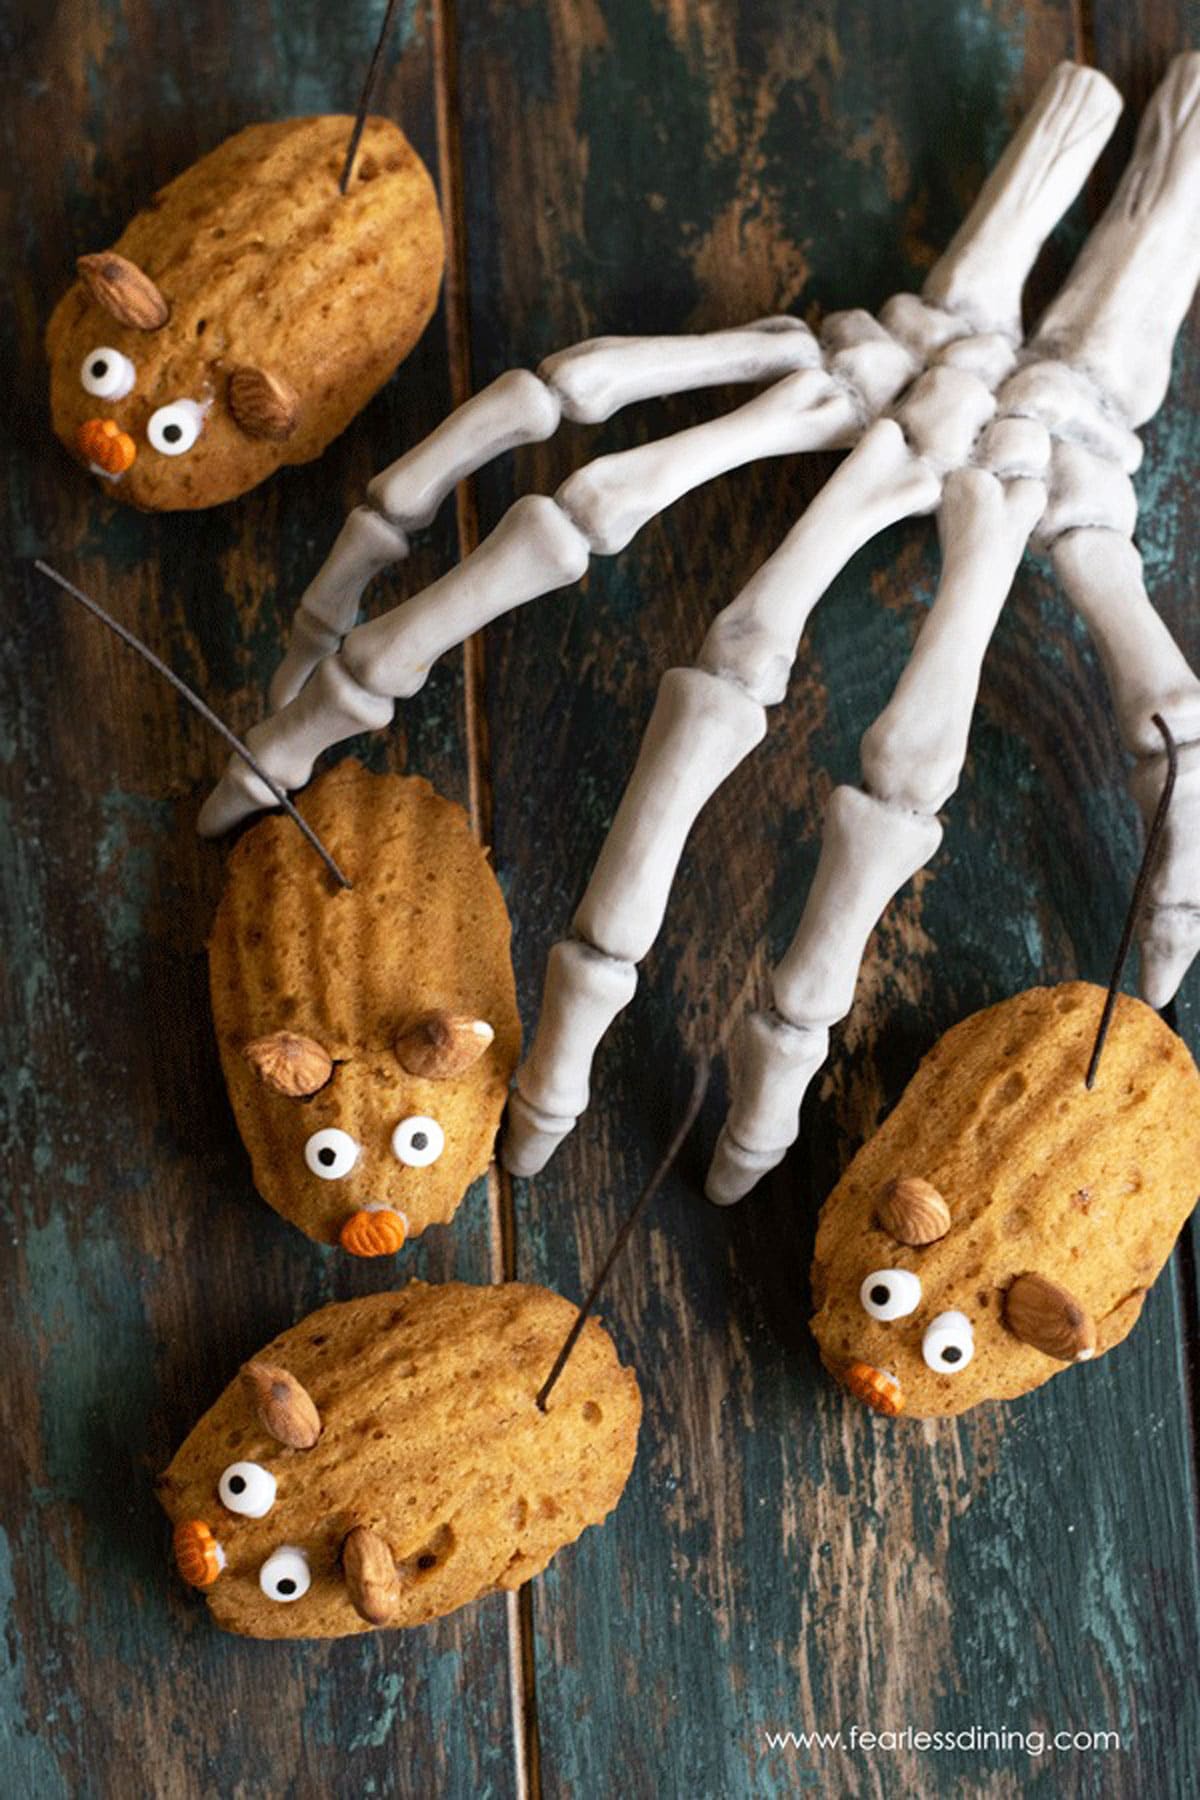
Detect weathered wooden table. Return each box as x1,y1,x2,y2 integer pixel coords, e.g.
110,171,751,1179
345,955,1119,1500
2,1,1197,1794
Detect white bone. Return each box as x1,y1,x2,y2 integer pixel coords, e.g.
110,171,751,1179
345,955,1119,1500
197,655,395,836
893,365,997,471
367,370,563,529
995,362,1142,470
707,788,942,1203
863,470,1046,812
1132,741,1200,1007
539,317,821,423
1033,441,1138,547
1052,525,1200,1009
934,331,1017,388
709,466,1044,1206
772,789,942,1029
1033,53,1200,424
974,415,1051,481
270,506,410,709
707,1014,829,1207
923,62,1122,338
574,669,768,963
699,420,942,703
1052,529,1200,756
556,369,857,555
504,940,638,1176
345,496,590,699
195,59,1200,1190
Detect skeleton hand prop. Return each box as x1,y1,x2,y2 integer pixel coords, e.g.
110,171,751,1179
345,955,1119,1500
199,56,1200,1204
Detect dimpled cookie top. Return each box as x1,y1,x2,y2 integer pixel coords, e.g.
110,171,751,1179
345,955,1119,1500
159,1282,642,1638
812,983,1200,1417
47,116,443,508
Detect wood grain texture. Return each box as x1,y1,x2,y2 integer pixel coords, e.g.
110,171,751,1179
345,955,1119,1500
0,2,514,1796
1,0,1198,1796
457,0,1200,1795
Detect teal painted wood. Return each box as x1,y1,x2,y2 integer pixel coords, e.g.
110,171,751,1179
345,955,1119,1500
455,1,1200,1795
0,3,515,1796
3,1,1199,1797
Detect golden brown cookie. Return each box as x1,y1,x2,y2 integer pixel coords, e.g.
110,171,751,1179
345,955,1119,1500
811,982,1200,1418
46,116,443,509
208,760,520,1253
159,1282,642,1639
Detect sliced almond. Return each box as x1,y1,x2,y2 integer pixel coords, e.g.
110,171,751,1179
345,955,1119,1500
241,1360,322,1448
77,252,169,330
228,365,300,441
394,1011,494,1080
343,1525,401,1626
1004,1272,1097,1362
242,1030,332,1097
876,1176,951,1246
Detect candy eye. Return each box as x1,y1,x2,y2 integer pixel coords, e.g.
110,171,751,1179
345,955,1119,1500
860,1269,922,1322
218,1461,277,1518
922,1310,975,1373
259,1546,310,1603
147,398,205,455
80,346,135,400
304,1127,360,1180
391,1115,445,1168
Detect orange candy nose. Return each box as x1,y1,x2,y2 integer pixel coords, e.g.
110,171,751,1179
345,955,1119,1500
76,418,136,474
842,1362,905,1416
339,1207,408,1258
173,1519,225,1588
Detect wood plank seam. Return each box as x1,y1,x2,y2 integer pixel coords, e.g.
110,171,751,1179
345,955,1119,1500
431,0,542,1793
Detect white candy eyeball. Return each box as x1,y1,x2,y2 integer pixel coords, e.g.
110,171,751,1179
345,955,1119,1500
391,1115,445,1168
218,1461,277,1518
304,1127,360,1181
860,1269,922,1322
922,1310,975,1373
147,398,205,455
259,1546,310,1603
80,346,135,400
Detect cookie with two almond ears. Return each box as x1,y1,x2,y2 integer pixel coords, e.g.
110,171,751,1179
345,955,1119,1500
208,759,520,1256
158,1281,642,1638
811,982,1200,1418
45,115,443,510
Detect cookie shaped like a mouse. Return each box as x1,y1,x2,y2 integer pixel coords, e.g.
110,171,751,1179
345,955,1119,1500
46,116,443,509
811,983,1200,1418
209,760,519,1255
159,1282,642,1639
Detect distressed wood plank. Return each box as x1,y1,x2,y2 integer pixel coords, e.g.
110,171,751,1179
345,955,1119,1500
456,1,1200,1794
0,3,517,1796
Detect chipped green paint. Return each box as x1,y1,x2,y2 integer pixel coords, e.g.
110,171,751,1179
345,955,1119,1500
3,0,1200,1796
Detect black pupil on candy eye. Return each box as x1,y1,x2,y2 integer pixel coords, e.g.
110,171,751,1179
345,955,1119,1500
318,1147,337,1168
228,1474,246,1494
163,423,182,443
276,1577,296,1596
869,1284,890,1308
91,360,108,378
410,1132,428,1152
941,1346,963,1365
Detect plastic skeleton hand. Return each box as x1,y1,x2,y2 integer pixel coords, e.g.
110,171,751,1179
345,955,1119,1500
201,56,1200,1204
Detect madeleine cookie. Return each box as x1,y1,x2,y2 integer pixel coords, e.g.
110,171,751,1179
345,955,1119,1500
208,760,520,1253
159,1282,642,1639
46,116,443,509
811,983,1200,1418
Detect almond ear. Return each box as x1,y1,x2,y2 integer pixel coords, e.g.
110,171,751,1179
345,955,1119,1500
243,1031,332,1097
343,1526,400,1625
241,1361,321,1448
395,1012,494,1079
228,365,300,441
1004,1273,1097,1362
77,252,169,330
